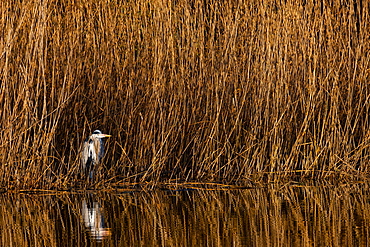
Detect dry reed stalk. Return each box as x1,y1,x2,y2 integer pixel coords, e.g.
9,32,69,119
0,1,370,189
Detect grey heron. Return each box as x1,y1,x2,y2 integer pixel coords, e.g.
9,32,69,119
81,130,111,179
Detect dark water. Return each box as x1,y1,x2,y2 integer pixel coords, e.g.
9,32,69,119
1,183,370,246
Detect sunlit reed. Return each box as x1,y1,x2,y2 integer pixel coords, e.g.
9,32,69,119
1,1,370,189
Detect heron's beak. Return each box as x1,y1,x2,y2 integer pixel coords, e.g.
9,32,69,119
97,134,111,138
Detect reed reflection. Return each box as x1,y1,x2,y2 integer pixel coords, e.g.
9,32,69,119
1,184,370,246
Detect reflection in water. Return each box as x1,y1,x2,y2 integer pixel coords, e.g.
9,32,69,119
1,184,370,246
81,195,112,241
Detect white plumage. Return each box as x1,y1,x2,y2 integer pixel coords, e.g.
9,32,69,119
81,130,111,179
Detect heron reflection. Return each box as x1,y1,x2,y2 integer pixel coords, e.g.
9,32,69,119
81,196,111,241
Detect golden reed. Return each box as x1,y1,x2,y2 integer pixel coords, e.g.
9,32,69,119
0,1,369,189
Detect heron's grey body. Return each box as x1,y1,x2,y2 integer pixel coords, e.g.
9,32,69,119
81,130,111,179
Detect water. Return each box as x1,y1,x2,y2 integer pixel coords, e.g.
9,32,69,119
1,183,370,246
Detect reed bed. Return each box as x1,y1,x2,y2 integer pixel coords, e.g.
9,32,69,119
1,0,370,189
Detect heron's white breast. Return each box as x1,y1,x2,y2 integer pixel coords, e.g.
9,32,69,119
89,141,97,162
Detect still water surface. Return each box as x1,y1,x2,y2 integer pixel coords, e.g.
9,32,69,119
1,183,370,246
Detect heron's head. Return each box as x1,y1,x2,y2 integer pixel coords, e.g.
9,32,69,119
92,130,111,139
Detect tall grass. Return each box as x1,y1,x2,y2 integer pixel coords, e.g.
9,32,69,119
1,0,370,189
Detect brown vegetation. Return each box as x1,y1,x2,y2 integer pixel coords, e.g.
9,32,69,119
1,1,370,189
